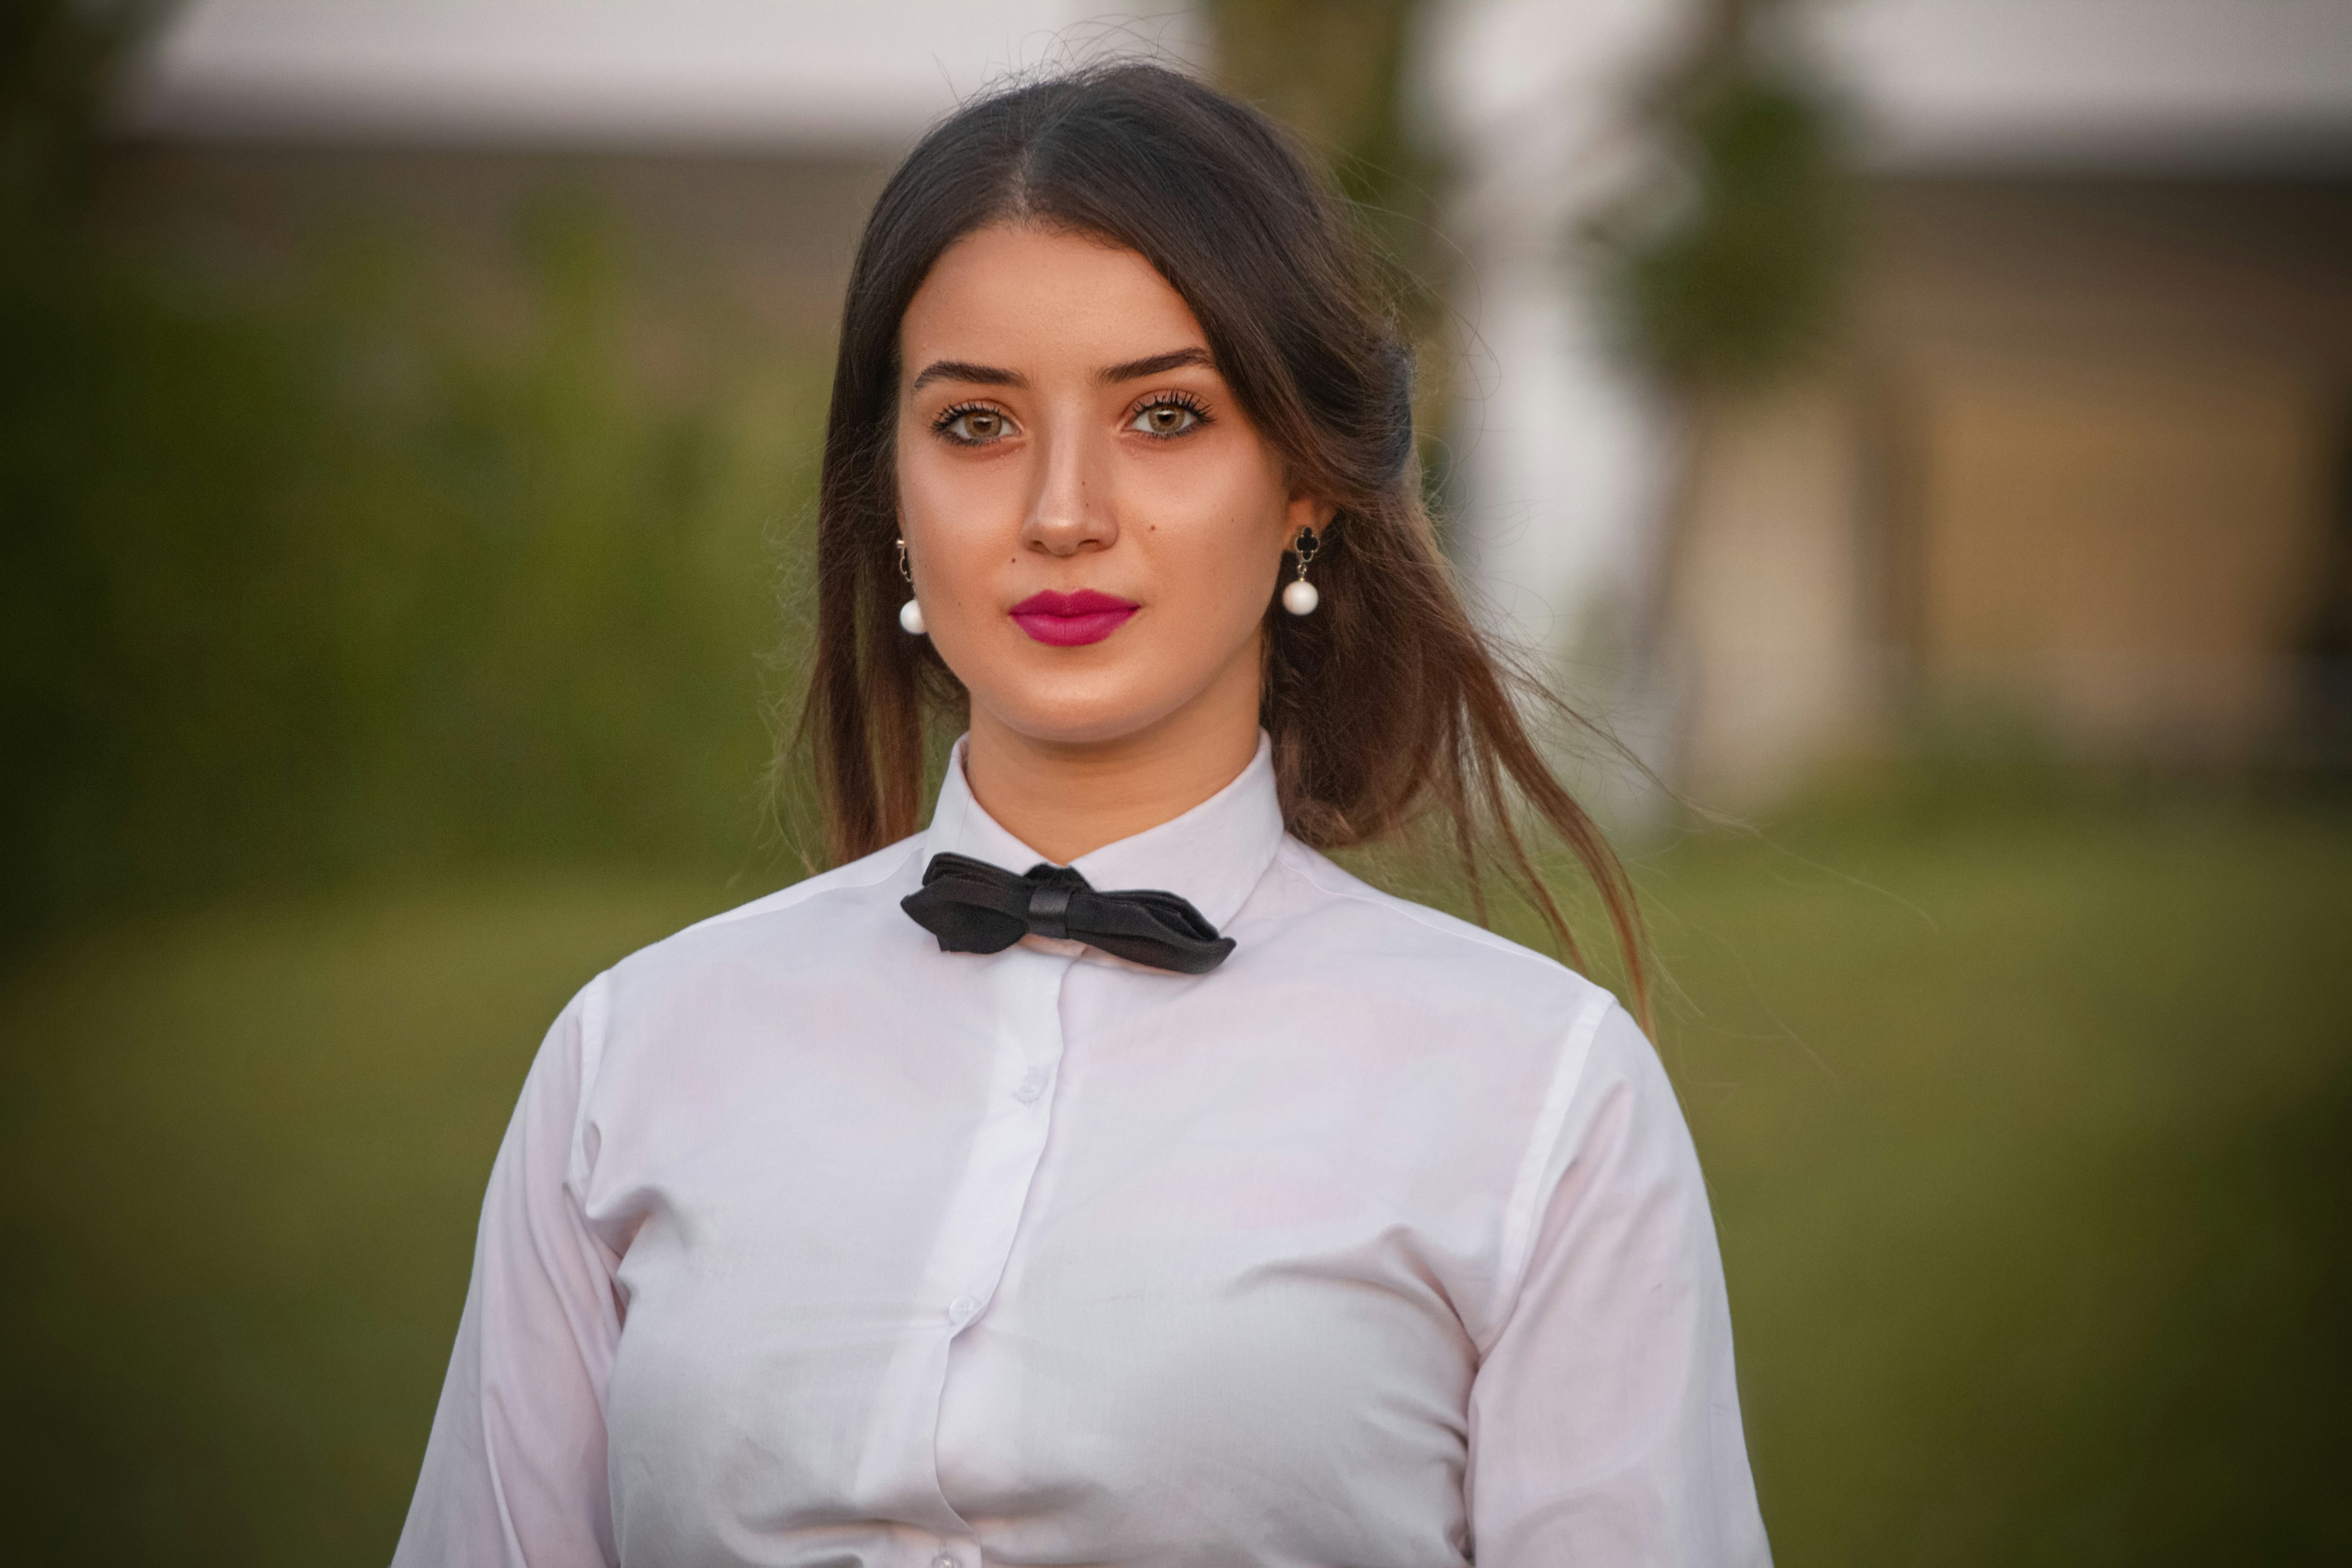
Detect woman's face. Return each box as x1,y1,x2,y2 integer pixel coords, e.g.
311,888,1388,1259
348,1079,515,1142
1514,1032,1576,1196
894,222,1326,751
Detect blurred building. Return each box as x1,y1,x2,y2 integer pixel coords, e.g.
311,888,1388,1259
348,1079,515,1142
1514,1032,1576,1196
111,1,1206,338
1673,170,2352,804
1432,0,2352,810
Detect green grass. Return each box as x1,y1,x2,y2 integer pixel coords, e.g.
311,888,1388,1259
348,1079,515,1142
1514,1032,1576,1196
1636,806,2352,1565
0,877,738,1562
2,808,2347,1564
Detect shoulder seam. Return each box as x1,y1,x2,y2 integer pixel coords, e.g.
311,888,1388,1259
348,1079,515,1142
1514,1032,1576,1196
578,968,611,1099
674,838,924,939
1478,986,1617,1356
570,968,612,1193
574,839,921,1183
1270,842,1581,981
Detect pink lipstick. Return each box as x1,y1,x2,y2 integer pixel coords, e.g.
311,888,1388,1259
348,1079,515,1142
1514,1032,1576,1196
1009,589,1139,647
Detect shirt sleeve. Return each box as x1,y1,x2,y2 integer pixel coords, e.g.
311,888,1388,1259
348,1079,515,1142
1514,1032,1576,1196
1465,1001,1772,1566
393,977,623,1568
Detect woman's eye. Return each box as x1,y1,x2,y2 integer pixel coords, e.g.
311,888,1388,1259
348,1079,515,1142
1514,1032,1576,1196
1131,400,1202,438
937,406,1009,443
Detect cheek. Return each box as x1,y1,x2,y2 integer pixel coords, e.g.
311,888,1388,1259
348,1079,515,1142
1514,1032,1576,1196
1137,463,1288,622
1160,525,1274,632
897,448,1019,602
896,444,973,536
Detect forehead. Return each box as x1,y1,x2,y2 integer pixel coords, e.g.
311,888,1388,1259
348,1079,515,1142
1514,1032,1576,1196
899,223,1209,378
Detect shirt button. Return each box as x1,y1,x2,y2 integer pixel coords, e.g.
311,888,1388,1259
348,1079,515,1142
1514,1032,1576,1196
932,1554,959,1568
947,1295,980,1326
1014,1067,1049,1102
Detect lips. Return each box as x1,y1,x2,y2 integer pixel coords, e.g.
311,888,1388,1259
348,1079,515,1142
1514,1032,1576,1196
1008,588,1140,647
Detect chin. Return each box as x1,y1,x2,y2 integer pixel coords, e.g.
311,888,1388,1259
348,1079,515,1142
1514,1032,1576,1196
982,678,1194,750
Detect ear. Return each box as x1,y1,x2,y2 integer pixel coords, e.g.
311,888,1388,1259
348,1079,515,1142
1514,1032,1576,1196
1284,492,1337,539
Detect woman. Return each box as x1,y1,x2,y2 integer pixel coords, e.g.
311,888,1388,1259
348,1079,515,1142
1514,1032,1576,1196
396,62,1769,1568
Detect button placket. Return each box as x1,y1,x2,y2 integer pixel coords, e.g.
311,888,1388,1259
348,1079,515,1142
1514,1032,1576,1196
926,947,1074,1340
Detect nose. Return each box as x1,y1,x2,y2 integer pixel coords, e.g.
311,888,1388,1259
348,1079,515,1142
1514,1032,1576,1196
1020,414,1118,559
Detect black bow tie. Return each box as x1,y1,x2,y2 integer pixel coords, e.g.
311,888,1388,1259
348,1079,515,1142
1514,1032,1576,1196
901,852,1236,975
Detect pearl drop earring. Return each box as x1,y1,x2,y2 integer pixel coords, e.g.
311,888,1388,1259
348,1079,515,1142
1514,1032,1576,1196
895,538,926,635
1281,526,1321,616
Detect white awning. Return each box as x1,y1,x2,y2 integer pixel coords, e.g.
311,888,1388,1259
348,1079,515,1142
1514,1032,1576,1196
121,0,1207,149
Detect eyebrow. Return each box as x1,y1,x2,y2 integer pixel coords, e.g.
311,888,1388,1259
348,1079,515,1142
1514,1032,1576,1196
909,359,1026,392
1097,347,1214,385
906,346,1215,394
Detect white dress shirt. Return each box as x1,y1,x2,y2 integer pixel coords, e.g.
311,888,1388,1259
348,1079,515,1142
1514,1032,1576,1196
395,731,1769,1567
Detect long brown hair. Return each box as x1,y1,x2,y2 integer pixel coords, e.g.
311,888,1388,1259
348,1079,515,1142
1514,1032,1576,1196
799,61,1650,1025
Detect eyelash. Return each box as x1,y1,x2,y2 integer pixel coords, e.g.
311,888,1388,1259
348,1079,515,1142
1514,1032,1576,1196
1128,391,1213,440
927,391,1216,448
931,402,1009,447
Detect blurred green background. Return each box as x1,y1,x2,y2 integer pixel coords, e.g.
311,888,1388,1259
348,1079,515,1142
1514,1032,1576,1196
5,1,2350,1563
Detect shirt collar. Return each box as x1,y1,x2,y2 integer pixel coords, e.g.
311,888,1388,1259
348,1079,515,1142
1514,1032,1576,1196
918,730,1286,932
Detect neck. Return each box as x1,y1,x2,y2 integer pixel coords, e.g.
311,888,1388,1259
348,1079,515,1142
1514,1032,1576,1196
961,656,1264,866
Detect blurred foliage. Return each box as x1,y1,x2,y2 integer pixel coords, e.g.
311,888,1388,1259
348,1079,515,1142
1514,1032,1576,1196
1205,0,1441,299
0,0,153,220
2293,431,2352,760
1588,0,1852,390
0,0,825,947
1204,0,1457,521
